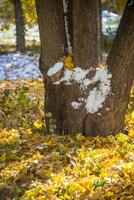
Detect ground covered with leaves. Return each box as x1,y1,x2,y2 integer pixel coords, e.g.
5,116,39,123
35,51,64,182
0,80,134,200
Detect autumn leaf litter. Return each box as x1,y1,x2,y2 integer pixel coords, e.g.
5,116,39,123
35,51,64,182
0,80,133,200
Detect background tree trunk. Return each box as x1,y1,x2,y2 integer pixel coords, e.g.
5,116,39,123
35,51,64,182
12,0,25,53
73,0,101,69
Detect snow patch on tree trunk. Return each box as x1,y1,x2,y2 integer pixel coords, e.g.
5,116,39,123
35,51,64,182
63,0,72,54
54,67,94,85
71,101,82,109
54,66,112,113
47,62,64,77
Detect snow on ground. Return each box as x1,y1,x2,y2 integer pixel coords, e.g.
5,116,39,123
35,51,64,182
0,10,120,81
102,10,121,37
0,25,40,45
0,52,41,80
0,11,120,44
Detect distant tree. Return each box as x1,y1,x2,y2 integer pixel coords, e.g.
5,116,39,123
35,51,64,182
22,0,37,28
36,0,134,136
0,0,14,30
115,0,127,13
0,0,37,52
11,0,25,53
102,0,127,13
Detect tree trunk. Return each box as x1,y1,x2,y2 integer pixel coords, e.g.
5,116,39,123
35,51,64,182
36,0,68,133
36,0,133,136
73,0,101,69
36,0,67,74
36,0,101,135
106,1,134,133
12,0,25,53
84,0,134,136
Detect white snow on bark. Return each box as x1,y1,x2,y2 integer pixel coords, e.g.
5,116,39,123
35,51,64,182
54,67,91,85
63,0,72,54
54,66,112,114
85,67,112,113
71,101,82,109
47,62,64,77
97,112,101,116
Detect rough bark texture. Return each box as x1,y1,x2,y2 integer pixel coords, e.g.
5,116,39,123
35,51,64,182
84,1,134,136
106,1,134,133
36,0,68,133
36,0,133,136
36,0,101,135
36,0,67,74
73,0,100,69
12,0,25,53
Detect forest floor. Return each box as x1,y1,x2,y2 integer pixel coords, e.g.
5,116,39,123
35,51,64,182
0,80,133,200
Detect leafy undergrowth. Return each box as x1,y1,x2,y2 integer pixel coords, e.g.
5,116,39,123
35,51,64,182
0,80,134,200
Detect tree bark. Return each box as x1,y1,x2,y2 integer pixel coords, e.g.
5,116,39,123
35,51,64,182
36,0,133,136
36,0,67,74
84,0,134,136
105,0,134,133
36,0,101,135
73,0,101,69
12,0,25,53
36,0,68,133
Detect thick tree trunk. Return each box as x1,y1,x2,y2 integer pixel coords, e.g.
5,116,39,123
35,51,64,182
73,0,101,69
36,0,133,136
36,0,68,133
36,0,101,135
12,0,25,53
105,1,134,133
84,0,134,136
36,0,67,74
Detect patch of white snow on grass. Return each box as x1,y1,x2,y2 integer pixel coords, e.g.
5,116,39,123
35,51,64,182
47,62,63,77
0,52,41,80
